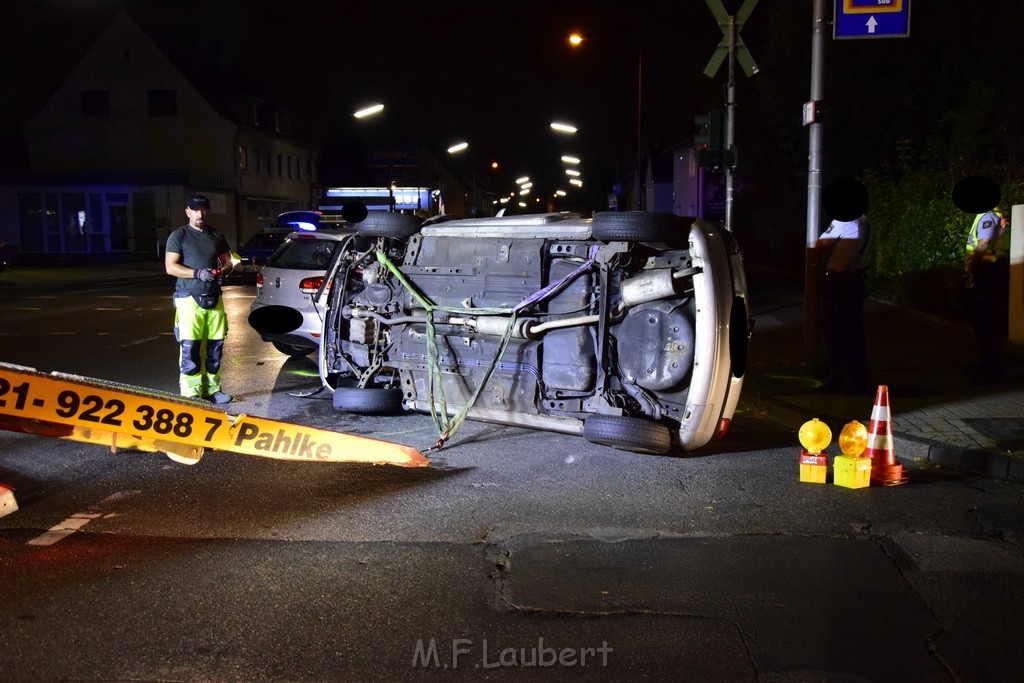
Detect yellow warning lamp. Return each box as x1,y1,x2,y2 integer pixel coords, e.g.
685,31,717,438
838,420,868,457
798,418,832,454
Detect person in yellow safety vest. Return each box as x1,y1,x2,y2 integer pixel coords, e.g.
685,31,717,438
964,208,1009,384
164,195,235,402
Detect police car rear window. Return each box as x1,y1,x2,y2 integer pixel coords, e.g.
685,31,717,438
265,239,338,269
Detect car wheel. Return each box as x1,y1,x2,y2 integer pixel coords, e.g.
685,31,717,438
332,386,404,414
583,415,672,454
355,212,421,239
591,211,683,243
271,341,313,357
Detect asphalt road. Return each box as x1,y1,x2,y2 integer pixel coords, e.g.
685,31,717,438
1,279,1023,681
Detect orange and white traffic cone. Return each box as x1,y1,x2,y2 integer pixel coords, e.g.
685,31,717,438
863,385,907,486
0,483,17,518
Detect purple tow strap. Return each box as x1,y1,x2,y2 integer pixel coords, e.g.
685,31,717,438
513,245,599,313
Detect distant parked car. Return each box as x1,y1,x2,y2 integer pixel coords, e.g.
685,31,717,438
231,211,328,280
230,228,293,279
247,227,353,356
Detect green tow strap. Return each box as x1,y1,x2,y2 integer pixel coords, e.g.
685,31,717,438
375,251,517,446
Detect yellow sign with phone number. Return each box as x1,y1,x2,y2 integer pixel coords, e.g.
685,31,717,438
0,363,428,467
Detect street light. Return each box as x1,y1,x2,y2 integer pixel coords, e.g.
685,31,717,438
353,103,384,118
446,141,468,154
568,31,643,210
550,122,578,134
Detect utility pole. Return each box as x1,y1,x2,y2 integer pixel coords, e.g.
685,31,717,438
725,16,736,232
703,0,759,233
804,0,826,349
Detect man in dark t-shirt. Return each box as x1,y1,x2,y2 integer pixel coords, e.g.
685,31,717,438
164,194,234,402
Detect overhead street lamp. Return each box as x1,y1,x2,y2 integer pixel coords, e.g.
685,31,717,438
550,122,578,134
568,31,643,210
353,103,384,118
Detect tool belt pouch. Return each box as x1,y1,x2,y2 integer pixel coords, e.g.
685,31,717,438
193,292,219,310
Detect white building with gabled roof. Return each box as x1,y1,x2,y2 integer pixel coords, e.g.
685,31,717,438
0,9,318,259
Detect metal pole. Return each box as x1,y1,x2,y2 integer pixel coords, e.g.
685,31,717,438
807,0,825,247
1010,204,1024,343
725,16,736,233
635,46,643,211
805,0,826,349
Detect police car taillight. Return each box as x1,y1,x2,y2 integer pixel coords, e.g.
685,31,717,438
299,276,323,294
255,273,264,288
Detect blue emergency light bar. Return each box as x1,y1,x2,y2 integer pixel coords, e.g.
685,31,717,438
276,210,323,231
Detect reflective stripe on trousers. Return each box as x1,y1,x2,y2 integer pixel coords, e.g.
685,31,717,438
173,295,228,398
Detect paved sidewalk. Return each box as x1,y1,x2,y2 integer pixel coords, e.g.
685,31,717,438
2,259,1023,481
745,267,1024,482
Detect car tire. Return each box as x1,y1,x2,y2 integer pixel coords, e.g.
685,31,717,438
332,386,404,414
355,212,421,239
591,211,683,243
583,415,672,454
271,341,314,357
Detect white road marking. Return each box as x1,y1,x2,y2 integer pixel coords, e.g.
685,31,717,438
27,514,101,546
118,336,162,348
26,490,141,547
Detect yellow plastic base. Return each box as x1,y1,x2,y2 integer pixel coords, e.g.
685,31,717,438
799,452,829,484
834,455,872,489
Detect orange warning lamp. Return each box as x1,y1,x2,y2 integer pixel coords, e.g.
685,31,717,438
798,418,831,483
798,418,832,454
838,420,868,457
834,419,872,489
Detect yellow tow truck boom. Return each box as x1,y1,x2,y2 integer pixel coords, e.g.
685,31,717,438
0,362,428,467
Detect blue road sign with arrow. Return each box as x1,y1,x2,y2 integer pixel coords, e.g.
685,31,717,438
834,0,910,39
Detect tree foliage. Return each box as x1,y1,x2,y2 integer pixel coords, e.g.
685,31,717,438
861,86,1024,318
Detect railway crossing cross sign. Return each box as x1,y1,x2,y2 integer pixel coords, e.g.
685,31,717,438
703,0,760,78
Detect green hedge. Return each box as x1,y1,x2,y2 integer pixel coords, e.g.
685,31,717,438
860,143,1024,319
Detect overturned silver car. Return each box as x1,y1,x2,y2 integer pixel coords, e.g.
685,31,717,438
318,210,749,454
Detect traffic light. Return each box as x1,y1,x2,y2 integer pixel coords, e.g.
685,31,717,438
709,109,726,153
694,114,711,150
695,109,735,169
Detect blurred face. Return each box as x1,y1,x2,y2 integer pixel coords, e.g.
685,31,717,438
186,206,208,229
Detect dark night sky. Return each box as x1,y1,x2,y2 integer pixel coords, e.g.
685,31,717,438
2,1,1022,215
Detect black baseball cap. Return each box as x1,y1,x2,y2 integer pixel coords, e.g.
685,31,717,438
186,194,210,210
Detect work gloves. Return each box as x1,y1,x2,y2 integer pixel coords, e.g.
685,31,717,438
193,268,216,282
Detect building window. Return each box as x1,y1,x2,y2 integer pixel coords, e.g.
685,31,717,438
238,145,248,172
287,156,292,179
81,90,111,117
147,89,177,116
277,154,282,177
255,149,261,174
